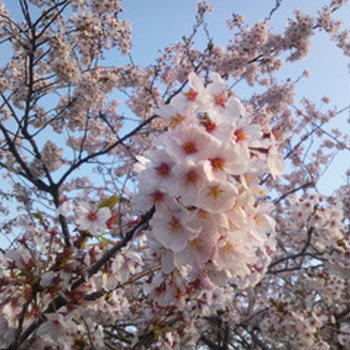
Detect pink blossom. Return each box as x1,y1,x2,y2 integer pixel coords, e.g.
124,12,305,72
75,202,111,235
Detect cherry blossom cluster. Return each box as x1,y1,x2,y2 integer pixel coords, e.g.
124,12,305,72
259,301,330,350
0,223,139,349
50,34,81,84
282,194,347,251
0,0,349,348
134,71,284,301
248,268,347,350
316,0,350,58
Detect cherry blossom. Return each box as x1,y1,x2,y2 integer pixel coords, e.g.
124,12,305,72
134,71,283,301
75,202,112,235
0,0,348,349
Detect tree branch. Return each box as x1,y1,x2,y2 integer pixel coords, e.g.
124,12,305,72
57,114,158,187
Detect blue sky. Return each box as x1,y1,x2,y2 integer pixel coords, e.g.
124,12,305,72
120,0,350,194
2,0,349,196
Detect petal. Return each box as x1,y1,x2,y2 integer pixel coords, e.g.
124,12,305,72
97,207,112,221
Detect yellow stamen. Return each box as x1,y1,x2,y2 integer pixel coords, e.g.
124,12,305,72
87,211,97,221
155,163,170,177
254,215,263,226
151,190,164,203
168,216,181,233
234,129,246,142
169,114,185,128
208,185,222,199
182,141,197,155
214,91,227,108
222,241,234,255
190,238,203,250
184,88,198,101
185,170,198,184
210,157,225,171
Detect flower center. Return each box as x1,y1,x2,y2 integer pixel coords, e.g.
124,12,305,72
87,211,98,221
168,216,181,233
185,170,198,184
182,141,198,155
184,88,198,101
222,242,234,255
155,162,170,177
210,157,225,171
234,129,246,142
204,119,217,133
151,190,164,203
214,91,227,108
170,114,186,128
189,238,203,250
208,185,223,199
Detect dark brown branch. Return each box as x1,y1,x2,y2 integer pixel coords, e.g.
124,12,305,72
0,122,50,192
268,263,323,275
12,288,37,350
273,181,314,204
268,226,314,273
199,335,223,350
57,114,158,187
266,0,283,20
240,325,269,350
34,1,70,42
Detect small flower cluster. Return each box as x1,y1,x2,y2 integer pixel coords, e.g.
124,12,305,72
50,34,81,84
284,194,346,249
71,1,132,61
30,141,63,176
134,72,283,300
260,302,330,350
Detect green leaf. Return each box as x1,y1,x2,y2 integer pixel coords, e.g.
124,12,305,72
33,211,43,220
269,297,278,307
98,195,119,210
